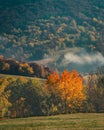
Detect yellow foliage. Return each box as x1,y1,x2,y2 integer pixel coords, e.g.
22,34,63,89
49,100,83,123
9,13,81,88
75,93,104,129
46,69,85,111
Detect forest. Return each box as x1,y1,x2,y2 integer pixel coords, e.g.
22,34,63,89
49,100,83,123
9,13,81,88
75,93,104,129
0,55,50,78
0,0,104,120
0,69,104,118
0,0,104,62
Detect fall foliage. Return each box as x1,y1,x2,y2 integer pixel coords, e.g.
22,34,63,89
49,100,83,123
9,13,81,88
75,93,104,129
0,70,103,118
46,70,85,114
0,56,50,78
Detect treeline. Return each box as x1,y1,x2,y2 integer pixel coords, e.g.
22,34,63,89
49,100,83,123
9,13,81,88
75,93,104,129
0,70,104,118
0,55,50,78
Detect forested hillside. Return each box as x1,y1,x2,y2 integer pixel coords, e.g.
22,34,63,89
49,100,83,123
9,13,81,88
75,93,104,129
0,0,104,72
0,55,50,78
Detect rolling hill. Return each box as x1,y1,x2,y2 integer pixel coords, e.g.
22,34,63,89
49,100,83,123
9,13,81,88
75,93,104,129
0,0,104,73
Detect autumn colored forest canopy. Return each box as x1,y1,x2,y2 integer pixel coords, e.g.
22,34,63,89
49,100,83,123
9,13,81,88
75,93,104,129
46,70,85,114
0,0,104,74
0,55,50,78
0,69,104,118
0,0,104,118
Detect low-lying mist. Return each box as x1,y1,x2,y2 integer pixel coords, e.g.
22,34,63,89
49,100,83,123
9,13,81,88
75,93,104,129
47,48,104,73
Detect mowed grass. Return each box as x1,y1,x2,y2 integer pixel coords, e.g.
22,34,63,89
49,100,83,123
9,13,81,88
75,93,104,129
0,113,104,130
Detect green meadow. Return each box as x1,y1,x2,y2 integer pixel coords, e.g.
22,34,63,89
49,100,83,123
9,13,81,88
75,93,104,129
0,113,104,130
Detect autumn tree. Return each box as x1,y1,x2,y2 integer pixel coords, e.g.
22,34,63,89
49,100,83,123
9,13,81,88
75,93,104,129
0,77,15,118
5,77,48,117
97,76,104,112
45,71,61,115
5,77,29,118
18,63,34,76
46,70,85,114
85,74,104,112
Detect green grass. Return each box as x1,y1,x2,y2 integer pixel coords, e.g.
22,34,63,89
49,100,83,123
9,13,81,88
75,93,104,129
0,113,104,130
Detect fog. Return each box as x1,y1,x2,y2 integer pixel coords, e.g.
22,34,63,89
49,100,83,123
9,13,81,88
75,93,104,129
49,48,104,73
64,51,104,65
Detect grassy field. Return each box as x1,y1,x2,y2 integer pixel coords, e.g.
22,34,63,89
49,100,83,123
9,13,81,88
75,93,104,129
0,113,104,130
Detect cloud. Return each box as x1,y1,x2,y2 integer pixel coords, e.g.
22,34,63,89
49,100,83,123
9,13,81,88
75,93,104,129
64,50,104,65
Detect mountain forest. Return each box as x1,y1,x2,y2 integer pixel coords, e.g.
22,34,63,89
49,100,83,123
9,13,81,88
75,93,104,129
0,0,104,118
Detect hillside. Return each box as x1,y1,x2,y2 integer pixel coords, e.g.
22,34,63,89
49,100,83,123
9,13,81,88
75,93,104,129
0,55,50,78
0,0,104,73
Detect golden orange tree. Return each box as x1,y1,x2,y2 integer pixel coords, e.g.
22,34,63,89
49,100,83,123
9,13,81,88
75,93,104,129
46,69,85,114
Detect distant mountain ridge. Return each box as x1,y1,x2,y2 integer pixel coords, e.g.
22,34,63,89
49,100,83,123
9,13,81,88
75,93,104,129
0,0,104,73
